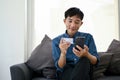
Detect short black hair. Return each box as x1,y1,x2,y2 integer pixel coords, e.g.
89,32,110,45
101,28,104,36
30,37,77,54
64,7,84,20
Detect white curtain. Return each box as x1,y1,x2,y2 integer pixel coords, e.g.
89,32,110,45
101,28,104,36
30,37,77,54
27,0,119,58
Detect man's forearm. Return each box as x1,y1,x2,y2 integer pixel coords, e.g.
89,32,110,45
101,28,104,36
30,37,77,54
87,52,97,65
58,53,66,68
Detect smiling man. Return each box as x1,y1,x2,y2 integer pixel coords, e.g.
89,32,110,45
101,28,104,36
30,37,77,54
52,7,99,80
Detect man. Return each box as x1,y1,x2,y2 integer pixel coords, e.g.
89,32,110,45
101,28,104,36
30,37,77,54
52,7,99,80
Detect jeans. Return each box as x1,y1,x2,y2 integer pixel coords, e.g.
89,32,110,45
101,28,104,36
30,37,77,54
57,57,91,80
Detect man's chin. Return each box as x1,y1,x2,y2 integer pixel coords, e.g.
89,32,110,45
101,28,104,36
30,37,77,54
71,31,77,34
67,30,76,35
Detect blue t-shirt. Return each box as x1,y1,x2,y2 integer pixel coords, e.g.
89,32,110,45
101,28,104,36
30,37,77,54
52,31,99,72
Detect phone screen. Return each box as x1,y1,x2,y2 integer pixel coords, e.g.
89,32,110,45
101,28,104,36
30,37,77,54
75,37,85,50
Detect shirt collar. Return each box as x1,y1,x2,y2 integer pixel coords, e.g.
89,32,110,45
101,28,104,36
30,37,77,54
64,30,79,38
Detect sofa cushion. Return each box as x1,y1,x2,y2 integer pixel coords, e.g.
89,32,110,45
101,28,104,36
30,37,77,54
93,52,113,79
42,67,56,79
97,76,120,80
105,39,120,75
107,39,120,53
26,35,56,79
33,77,56,80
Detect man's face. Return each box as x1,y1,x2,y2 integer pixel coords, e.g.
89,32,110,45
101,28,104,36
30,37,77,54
64,15,83,37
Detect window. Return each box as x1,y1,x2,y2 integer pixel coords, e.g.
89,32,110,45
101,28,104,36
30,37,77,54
27,0,119,57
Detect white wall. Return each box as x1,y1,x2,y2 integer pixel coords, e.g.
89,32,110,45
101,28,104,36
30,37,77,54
119,0,120,39
0,0,26,80
0,0,119,80
33,0,119,52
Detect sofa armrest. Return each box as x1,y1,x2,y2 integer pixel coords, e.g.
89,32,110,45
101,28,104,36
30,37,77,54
10,63,33,80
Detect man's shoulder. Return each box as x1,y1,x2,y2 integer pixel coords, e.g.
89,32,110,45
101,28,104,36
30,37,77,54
52,33,65,42
78,32,93,37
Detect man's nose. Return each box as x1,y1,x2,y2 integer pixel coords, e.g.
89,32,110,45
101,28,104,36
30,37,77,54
71,22,76,27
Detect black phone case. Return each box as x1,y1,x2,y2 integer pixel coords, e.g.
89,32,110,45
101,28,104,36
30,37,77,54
75,37,85,50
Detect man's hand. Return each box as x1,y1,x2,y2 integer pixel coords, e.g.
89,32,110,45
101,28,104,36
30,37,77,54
59,38,71,55
73,45,97,64
73,45,89,58
58,38,71,68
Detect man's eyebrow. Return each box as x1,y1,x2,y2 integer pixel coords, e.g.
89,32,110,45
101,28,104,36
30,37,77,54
68,18,72,20
68,18,81,21
76,20,80,22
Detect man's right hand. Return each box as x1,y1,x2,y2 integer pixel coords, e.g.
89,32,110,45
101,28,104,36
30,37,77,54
59,38,71,55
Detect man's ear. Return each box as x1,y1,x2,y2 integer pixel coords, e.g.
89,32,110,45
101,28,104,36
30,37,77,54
81,22,83,26
63,19,66,23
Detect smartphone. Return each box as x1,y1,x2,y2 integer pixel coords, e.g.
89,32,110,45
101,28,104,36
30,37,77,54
75,37,85,50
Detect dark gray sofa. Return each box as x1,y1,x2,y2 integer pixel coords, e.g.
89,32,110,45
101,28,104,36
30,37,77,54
10,63,57,80
10,36,120,80
10,52,120,80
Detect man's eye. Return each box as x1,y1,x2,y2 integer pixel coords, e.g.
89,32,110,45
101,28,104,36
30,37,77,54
69,21,72,23
75,22,80,24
